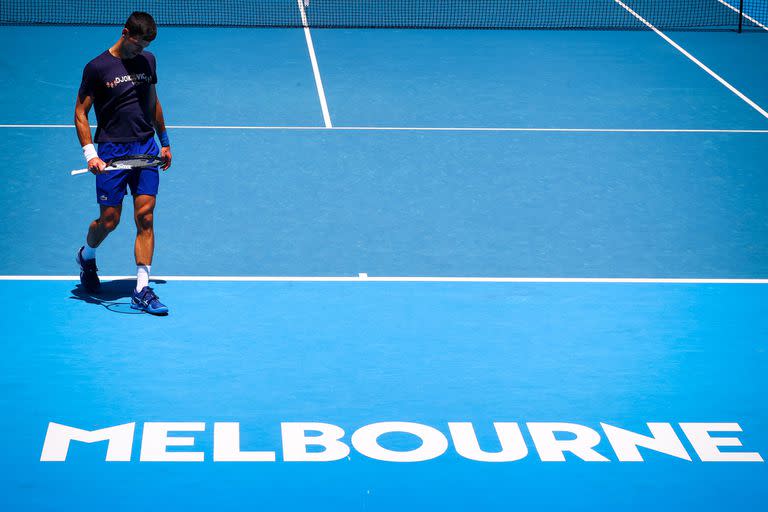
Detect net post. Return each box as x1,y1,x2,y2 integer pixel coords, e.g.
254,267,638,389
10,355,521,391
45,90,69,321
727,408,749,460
738,0,744,33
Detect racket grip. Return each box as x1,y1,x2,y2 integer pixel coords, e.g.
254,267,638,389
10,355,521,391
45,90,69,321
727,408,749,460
70,168,90,176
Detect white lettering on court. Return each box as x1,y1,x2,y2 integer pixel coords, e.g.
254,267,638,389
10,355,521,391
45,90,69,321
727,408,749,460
528,422,610,462
351,422,448,462
281,422,350,462
680,423,764,462
139,422,205,462
213,422,276,462
39,420,764,463
40,422,135,461
601,423,692,461
449,422,528,462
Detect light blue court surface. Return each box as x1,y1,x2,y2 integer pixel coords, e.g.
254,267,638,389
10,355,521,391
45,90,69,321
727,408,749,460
1,281,767,509
1,19,767,511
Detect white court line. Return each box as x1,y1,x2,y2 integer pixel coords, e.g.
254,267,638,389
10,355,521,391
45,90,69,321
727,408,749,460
297,0,332,127
1,275,766,284
0,124,767,133
613,0,768,120
716,0,768,31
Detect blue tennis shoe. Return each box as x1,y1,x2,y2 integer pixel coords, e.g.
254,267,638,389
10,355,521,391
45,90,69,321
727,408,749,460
76,246,100,292
131,286,169,315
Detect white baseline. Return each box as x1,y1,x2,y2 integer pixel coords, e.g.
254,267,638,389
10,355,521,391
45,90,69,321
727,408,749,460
0,275,767,284
0,124,767,133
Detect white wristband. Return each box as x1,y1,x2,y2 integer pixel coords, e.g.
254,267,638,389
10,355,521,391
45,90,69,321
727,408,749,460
83,143,98,162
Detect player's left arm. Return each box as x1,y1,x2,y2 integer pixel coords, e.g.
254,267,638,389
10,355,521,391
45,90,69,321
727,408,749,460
151,84,172,170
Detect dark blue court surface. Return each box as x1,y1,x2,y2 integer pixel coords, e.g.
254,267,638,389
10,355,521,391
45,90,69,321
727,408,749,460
1,6,767,510
3,129,768,277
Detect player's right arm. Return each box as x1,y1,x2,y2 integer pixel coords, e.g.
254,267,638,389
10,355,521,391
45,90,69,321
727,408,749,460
74,93,107,174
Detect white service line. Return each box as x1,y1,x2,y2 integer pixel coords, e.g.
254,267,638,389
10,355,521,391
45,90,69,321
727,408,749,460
297,0,332,128
716,0,768,31
613,0,768,120
1,275,766,284
0,124,767,133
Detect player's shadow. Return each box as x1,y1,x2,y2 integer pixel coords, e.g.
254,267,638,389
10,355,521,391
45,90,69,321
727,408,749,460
70,279,168,315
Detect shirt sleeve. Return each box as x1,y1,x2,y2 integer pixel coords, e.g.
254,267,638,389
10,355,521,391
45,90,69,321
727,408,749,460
148,52,158,84
77,62,97,102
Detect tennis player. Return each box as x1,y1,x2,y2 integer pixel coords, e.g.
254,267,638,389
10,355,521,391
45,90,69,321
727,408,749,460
74,11,172,315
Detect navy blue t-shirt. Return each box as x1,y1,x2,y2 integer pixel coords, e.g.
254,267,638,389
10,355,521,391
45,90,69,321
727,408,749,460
78,50,158,143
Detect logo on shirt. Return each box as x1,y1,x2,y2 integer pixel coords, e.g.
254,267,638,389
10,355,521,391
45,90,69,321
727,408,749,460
105,73,152,88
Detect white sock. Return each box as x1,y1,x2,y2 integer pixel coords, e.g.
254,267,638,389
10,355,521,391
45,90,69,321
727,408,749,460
136,265,151,292
82,242,97,260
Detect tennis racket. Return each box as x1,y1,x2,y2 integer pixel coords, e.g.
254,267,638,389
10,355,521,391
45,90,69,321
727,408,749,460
71,154,167,176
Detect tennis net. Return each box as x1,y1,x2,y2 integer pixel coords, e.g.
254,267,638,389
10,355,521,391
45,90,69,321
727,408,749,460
2,0,766,30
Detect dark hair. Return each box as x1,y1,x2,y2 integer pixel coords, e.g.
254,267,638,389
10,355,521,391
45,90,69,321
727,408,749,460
124,11,157,40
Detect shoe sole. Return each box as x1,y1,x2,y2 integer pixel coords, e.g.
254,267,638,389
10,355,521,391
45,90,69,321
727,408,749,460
131,302,169,315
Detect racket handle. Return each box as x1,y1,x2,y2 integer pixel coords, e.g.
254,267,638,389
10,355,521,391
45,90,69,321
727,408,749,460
70,168,90,176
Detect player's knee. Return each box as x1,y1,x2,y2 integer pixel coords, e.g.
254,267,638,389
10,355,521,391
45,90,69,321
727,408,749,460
99,212,120,232
136,212,153,232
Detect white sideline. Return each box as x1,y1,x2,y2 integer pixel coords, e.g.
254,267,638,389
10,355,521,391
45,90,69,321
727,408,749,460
298,0,332,127
716,0,768,31
613,0,768,120
1,275,766,284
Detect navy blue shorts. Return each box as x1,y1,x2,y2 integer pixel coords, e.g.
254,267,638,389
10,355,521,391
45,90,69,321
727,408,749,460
96,137,160,206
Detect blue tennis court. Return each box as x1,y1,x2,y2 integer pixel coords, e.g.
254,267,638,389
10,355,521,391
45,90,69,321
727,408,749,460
1,1,767,510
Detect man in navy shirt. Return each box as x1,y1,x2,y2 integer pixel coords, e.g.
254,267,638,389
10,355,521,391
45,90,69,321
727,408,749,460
75,11,172,315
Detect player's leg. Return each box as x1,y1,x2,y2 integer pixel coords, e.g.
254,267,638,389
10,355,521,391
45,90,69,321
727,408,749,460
131,136,160,270
88,204,123,248
77,203,123,293
130,194,167,315
88,141,131,249
128,136,167,315
77,148,132,292
133,193,155,269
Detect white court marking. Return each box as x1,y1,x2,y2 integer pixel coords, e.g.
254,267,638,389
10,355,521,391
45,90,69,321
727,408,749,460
1,275,766,284
0,125,767,133
613,0,768,120
716,0,768,31
297,0,332,128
